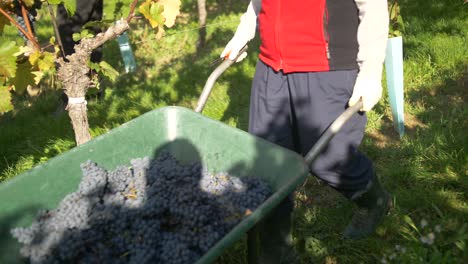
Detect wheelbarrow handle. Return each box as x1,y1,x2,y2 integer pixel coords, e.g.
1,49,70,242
195,45,249,113
304,100,363,167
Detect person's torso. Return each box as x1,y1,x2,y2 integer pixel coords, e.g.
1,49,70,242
258,0,359,73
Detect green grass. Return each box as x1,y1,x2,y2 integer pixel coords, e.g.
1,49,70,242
1,0,467,263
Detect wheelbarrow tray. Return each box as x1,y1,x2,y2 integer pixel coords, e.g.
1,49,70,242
0,106,309,264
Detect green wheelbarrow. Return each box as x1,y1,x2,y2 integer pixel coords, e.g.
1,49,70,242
0,48,363,264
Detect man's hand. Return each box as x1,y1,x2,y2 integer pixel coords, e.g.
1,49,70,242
221,35,249,62
348,77,383,112
220,1,259,62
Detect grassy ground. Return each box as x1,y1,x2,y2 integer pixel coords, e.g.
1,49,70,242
1,0,467,263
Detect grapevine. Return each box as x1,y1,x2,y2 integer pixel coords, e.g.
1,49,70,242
1,0,182,145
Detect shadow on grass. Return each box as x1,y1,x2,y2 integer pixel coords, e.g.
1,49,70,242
89,24,257,127
400,0,467,36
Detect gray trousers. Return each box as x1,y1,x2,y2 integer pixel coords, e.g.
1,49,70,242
249,61,374,264
250,60,375,262
249,60,374,198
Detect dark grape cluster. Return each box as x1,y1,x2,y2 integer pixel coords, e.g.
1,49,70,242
11,152,272,263
14,14,30,40
13,0,41,40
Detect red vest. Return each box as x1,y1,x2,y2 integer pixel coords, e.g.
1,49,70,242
258,0,359,73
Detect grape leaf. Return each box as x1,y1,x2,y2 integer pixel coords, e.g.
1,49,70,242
28,50,42,65
47,0,62,4
37,52,56,73
389,5,398,20
159,0,181,28
72,33,81,42
0,39,19,78
397,15,405,31
28,51,56,74
83,19,114,30
151,3,165,26
0,85,13,113
10,61,35,95
63,0,76,15
139,0,165,29
14,45,33,57
0,12,11,34
98,61,119,81
88,61,100,72
138,0,152,23
32,71,44,85
72,29,94,42
47,0,76,15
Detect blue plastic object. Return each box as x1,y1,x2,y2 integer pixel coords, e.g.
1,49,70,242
385,36,405,137
117,31,137,73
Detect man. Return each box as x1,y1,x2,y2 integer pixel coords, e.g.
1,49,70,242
221,0,392,262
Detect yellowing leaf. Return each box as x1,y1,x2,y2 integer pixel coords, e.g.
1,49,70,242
23,0,34,7
28,51,56,73
139,1,151,17
37,52,56,73
139,0,165,29
14,45,33,57
159,0,181,27
32,71,44,85
0,85,13,113
28,50,42,65
0,39,19,78
47,0,62,4
139,1,152,24
150,3,165,26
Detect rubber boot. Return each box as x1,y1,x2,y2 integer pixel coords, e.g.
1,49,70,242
343,177,392,240
258,197,299,264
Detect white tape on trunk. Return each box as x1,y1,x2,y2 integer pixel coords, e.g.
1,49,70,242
68,97,87,105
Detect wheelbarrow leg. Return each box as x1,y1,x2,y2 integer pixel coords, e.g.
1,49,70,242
247,225,259,264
